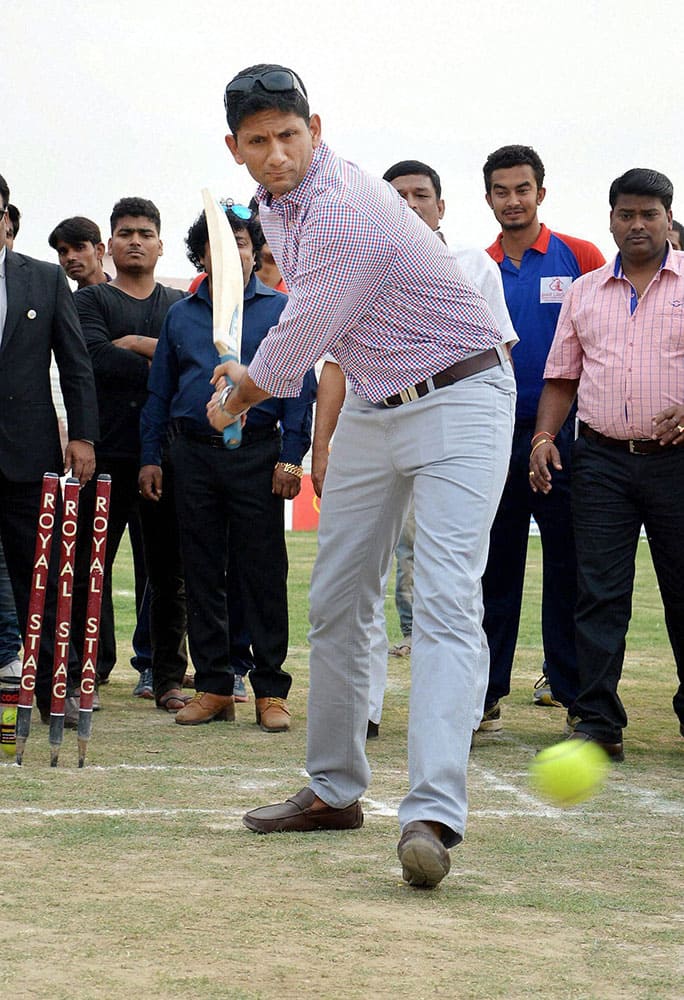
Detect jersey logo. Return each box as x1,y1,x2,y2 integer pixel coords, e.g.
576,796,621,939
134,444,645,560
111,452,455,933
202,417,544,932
540,275,572,304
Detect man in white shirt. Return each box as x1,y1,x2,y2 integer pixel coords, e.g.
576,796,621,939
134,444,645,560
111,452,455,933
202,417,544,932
311,159,516,738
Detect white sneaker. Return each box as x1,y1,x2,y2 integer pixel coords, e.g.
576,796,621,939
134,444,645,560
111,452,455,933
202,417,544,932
0,658,22,682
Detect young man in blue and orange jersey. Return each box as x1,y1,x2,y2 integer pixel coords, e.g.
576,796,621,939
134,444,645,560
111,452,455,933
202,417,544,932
479,144,604,735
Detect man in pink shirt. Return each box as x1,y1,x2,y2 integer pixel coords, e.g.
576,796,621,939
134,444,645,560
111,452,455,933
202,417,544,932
209,64,516,889
529,168,684,760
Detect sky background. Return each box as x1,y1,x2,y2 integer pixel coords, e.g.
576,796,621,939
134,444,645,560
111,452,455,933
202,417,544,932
4,0,683,280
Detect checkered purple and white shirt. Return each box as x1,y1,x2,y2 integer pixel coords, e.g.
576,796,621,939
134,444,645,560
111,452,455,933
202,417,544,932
249,142,502,402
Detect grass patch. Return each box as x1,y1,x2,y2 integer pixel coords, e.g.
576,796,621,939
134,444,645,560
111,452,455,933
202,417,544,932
2,534,681,1000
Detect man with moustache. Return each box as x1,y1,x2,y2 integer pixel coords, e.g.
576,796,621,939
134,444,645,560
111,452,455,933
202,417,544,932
208,66,516,889
530,168,684,758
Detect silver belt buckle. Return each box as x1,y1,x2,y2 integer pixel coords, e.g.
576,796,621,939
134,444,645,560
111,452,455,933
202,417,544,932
398,385,420,404
629,440,636,454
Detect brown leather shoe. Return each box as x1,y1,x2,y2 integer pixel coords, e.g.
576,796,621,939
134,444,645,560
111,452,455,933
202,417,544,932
255,697,291,732
243,787,363,833
397,821,451,888
175,692,235,726
568,731,624,762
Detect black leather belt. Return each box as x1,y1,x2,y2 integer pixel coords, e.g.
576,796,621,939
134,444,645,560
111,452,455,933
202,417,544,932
379,348,501,408
579,421,668,455
180,431,226,449
171,419,278,447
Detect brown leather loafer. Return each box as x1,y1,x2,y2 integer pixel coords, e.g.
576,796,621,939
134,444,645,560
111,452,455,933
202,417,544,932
568,731,624,762
397,821,451,888
255,697,291,732
243,787,363,834
175,692,235,726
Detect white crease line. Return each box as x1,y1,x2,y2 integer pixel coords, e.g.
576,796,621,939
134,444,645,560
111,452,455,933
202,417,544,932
0,806,244,818
469,761,562,816
0,803,589,821
0,763,293,774
614,782,684,817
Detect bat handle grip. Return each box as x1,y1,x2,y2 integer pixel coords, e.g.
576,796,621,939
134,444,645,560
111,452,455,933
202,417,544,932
223,418,242,450
219,354,243,450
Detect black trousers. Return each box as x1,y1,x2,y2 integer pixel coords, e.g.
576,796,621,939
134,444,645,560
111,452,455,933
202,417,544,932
71,457,187,700
169,430,291,700
571,436,684,741
0,472,81,711
482,416,578,708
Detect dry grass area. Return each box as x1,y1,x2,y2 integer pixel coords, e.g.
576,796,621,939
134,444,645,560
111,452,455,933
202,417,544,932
1,535,682,999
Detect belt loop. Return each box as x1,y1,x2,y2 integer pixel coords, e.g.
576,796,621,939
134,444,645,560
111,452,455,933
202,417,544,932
494,342,507,367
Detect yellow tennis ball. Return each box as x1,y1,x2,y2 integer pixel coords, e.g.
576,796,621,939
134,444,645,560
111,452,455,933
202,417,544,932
530,738,609,807
0,706,17,758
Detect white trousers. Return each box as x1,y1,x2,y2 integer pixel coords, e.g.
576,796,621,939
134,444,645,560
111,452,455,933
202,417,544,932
307,361,515,844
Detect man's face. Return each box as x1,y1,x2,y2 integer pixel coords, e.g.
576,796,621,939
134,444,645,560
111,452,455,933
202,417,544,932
256,241,283,289
668,227,682,251
108,215,162,275
225,110,322,197
486,164,545,231
389,174,444,233
199,227,254,291
610,194,672,265
234,226,255,287
55,240,105,287
4,221,14,249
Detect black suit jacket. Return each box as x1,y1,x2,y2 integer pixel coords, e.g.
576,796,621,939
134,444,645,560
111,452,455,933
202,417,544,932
0,251,98,481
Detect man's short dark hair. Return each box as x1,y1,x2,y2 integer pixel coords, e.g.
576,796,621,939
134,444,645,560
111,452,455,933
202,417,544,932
483,145,545,193
671,219,684,244
110,197,161,235
608,168,674,211
7,204,20,236
383,160,442,200
0,174,9,209
224,63,309,136
48,216,102,250
185,202,265,273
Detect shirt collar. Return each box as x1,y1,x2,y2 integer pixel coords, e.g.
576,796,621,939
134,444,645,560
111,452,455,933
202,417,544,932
193,271,279,306
487,222,551,264
0,245,6,278
256,141,331,214
606,243,680,285
244,272,279,301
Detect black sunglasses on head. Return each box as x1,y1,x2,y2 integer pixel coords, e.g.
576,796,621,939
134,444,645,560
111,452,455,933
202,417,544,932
224,69,307,114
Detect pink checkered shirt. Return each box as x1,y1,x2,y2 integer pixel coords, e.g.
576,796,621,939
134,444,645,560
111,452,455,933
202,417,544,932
250,142,502,401
544,248,684,438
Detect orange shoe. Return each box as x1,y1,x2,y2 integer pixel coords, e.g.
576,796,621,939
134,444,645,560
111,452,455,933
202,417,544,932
255,697,291,732
175,692,235,726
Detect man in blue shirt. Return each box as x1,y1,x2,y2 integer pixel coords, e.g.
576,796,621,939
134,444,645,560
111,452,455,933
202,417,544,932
480,145,604,733
139,202,315,731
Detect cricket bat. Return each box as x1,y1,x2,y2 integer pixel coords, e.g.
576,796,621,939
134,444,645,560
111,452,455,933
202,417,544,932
201,188,244,449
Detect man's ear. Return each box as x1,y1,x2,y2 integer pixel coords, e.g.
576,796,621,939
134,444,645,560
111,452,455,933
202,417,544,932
309,114,322,149
225,134,244,165
96,242,105,262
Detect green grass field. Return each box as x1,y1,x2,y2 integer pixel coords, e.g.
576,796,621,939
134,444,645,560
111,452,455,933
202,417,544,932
2,534,682,999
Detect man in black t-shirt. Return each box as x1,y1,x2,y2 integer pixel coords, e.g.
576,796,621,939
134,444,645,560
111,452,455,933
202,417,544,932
72,198,188,711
